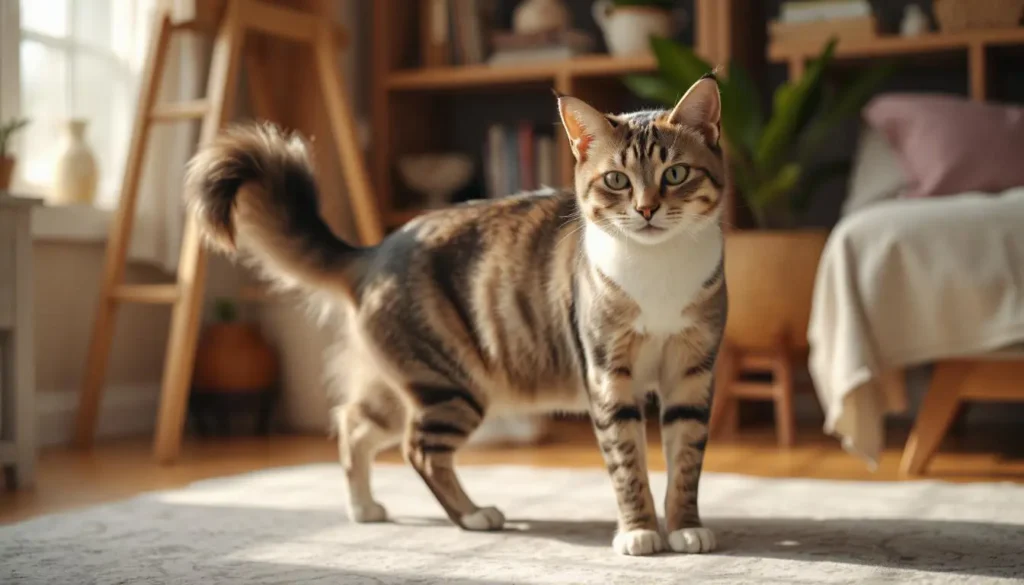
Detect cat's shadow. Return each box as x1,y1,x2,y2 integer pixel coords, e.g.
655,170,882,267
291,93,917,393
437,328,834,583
392,516,1024,578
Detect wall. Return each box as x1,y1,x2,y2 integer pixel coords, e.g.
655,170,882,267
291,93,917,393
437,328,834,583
33,238,245,445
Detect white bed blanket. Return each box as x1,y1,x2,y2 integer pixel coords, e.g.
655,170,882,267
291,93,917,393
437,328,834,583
808,187,1024,466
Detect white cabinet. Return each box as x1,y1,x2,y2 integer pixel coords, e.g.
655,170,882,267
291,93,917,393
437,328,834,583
0,194,40,490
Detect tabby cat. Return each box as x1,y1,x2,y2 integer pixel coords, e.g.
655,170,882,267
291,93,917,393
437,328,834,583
185,75,726,556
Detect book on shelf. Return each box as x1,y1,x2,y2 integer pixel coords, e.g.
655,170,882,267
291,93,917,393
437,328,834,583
487,29,596,66
484,122,558,199
779,0,872,24
769,15,877,43
422,0,499,67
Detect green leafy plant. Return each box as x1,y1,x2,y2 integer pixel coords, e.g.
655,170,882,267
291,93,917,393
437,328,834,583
625,37,893,228
212,297,239,323
0,117,30,158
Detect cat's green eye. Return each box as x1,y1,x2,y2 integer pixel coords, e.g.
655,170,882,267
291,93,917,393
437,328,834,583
663,164,690,186
603,171,630,191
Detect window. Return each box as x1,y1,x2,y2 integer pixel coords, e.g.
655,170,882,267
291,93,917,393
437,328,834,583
17,0,156,208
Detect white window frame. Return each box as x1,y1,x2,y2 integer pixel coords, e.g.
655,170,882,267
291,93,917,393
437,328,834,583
14,0,155,204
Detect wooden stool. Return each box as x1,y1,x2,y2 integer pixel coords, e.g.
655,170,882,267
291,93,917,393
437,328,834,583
710,339,803,447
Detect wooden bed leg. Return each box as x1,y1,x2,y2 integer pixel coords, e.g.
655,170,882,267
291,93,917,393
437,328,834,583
772,337,796,448
899,361,969,477
710,344,739,438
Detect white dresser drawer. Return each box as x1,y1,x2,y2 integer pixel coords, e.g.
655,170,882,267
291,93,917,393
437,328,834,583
0,212,15,329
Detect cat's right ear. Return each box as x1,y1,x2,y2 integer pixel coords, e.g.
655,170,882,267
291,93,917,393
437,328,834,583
557,95,612,163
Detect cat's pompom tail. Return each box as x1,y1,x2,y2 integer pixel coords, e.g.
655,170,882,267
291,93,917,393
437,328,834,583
184,122,364,294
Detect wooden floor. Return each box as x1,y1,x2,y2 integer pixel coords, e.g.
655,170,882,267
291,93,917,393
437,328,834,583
2,420,1022,524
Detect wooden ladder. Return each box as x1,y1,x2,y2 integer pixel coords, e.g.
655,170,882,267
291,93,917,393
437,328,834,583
74,0,384,463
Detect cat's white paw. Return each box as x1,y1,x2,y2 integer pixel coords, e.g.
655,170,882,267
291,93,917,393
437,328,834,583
460,506,505,531
667,527,716,553
348,501,388,523
613,529,665,556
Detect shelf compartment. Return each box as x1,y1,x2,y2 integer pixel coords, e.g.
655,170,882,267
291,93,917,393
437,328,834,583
387,54,657,91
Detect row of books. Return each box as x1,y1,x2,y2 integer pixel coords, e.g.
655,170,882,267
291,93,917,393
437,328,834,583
422,0,497,67
484,123,558,199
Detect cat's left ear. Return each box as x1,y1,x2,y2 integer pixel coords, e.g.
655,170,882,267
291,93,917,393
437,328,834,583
667,74,721,148
557,95,613,162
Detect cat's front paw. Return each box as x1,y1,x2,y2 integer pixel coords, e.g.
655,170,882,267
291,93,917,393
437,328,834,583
460,506,505,531
667,527,716,553
348,501,389,523
613,529,665,556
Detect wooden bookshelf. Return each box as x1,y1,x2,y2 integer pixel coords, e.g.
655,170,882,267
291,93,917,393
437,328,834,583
371,0,754,230
770,26,1024,100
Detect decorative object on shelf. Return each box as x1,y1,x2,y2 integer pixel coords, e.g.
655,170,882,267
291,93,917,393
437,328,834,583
933,0,1024,32
513,0,570,35
593,0,677,57
190,297,279,436
0,117,29,191
900,4,930,36
51,119,98,205
488,29,595,65
398,153,473,209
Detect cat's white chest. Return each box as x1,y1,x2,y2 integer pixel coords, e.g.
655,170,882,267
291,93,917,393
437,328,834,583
584,224,722,336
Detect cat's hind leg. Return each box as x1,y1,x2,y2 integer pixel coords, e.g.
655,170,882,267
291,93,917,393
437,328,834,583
404,384,504,531
335,394,403,523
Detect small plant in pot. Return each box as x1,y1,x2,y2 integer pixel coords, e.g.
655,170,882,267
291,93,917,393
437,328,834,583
193,297,279,393
625,37,892,350
0,118,30,191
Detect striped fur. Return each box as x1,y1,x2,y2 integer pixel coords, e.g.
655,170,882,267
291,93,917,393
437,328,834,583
184,77,727,556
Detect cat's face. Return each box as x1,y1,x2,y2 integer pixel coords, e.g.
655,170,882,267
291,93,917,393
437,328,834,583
558,77,726,245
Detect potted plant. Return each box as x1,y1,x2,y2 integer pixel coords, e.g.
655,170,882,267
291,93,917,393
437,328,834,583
626,37,892,349
593,0,678,57
192,297,279,393
0,118,29,191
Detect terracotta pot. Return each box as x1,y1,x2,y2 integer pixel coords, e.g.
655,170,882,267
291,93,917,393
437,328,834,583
723,229,828,351
192,323,279,392
0,157,14,190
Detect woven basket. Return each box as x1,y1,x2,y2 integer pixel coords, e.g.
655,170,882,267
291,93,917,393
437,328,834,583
933,0,1024,31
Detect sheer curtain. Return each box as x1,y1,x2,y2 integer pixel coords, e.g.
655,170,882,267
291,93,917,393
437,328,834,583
5,0,204,273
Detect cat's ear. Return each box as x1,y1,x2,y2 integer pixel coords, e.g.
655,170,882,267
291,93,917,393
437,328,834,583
667,74,721,148
557,95,613,162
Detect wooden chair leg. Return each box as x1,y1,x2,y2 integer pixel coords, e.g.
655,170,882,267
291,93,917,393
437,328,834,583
710,344,739,438
899,361,969,476
772,342,796,448
313,21,384,245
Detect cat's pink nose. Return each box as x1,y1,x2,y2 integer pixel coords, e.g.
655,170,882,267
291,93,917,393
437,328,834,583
636,204,660,220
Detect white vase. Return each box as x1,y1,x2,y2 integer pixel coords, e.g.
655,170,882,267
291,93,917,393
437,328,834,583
51,119,98,205
593,0,675,57
513,0,571,35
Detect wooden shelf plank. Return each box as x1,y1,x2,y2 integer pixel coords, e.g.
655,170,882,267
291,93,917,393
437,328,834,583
769,27,1024,62
387,54,657,91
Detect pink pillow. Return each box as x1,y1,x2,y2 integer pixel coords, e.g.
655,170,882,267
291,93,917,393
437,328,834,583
863,94,1024,198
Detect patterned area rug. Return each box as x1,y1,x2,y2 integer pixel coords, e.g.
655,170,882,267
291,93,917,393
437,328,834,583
3,464,1023,584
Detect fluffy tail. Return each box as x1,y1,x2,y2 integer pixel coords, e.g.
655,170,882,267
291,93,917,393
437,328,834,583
185,123,364,295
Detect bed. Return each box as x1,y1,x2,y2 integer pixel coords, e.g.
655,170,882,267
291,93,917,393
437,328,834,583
806,95,1024,472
